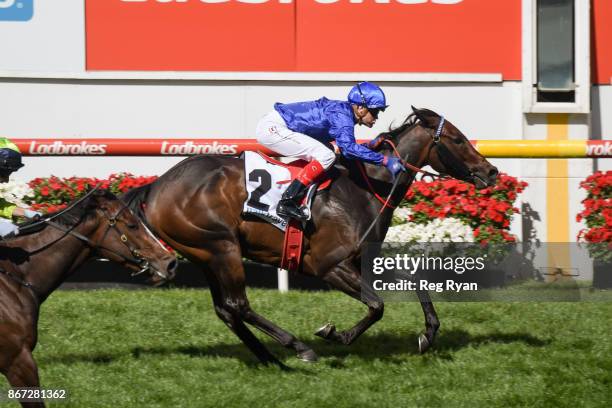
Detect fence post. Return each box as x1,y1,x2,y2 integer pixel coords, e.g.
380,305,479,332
277,268,289,292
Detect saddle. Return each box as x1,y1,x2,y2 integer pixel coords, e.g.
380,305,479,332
242,151,334,273
242,151,332,229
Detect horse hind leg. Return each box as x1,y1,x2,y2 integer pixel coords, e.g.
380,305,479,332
315,263,384,346
415,289,440,354
4,347,44,408
205,251,288,368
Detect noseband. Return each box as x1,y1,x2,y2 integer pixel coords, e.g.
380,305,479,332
429,116,474,182
355,115,480,247
44,205,152,277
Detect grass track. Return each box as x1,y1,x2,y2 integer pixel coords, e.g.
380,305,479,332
1,289,611,407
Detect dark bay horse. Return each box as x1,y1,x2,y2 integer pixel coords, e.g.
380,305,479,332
0,189,177,407
123,107,498,366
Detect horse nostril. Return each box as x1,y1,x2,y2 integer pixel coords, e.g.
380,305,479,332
167,259,178,276
489,167,499,178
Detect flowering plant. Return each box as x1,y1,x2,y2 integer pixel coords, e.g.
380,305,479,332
577,171,612,262
27,173,158,213
24,173,187,259
402,173,527,244
386,210,474,243
0,179,34,208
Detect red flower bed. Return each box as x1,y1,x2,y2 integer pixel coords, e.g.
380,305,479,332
403,173,528,244
24,171,528,246
27,173,158,213
577,171,612,261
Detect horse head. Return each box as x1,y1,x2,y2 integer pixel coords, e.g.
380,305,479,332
387,107,498,188
84,189,178,284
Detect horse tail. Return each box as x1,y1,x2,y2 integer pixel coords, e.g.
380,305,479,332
120,183,153,222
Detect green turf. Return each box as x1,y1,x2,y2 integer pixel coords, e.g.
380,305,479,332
1,289,611,407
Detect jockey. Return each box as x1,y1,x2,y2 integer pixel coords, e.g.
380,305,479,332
0,138,41,238
256,81,406,221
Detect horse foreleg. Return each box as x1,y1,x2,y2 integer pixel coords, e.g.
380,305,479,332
4,347,44,408
315,264,384,346
415,289,440,354
204,258,287,368
240,308,318,362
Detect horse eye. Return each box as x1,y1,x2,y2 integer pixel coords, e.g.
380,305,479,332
127,223,139,230
453,137,464,145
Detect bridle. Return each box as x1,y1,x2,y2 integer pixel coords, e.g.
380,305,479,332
0,189,159,296
368,116,475,181
42,204,153,277
357,116,447,211
427,116,479,183
22,187,151,274
356,114,476,247
360,114,484,205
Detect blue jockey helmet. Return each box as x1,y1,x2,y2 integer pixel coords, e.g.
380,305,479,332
347,81,388,110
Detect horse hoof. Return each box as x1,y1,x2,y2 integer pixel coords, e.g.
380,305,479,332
418,333,431,354
315,323,336,339
297,349,318,363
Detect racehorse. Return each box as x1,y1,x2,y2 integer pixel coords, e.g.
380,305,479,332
122,107,498,366
0,189,177,407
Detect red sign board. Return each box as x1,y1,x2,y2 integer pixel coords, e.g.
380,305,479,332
13,139,612,158
295,0,521,77
86,0,521,79
85,0,296,71
593,0,612,84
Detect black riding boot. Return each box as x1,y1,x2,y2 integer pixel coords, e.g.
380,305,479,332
277,179,309,221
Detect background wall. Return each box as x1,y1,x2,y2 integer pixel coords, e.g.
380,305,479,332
1,80,521,178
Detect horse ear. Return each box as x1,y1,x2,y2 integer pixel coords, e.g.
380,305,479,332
412,106,431,126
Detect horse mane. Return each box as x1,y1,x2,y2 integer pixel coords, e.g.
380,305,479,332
368,108,442,150
57,189,117,225
120,183,153,228
360,112,420,155
387,112,419,138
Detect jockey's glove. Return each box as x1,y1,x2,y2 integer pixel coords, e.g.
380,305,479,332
383,156,407,180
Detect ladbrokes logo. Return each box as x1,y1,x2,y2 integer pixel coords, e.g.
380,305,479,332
121,0,463,4
29,141,107,155
161,141,238,155
0,0,33,21
587,141,612,158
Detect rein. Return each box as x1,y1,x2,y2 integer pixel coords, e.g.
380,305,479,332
383,138,446,181
0,192,153,296
355,164,406,248
358,115,479,209
18,185,103,233
0,266,40,307
355,115,471,247
42,207,151,276
356,162,397,210
22,186,149,272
